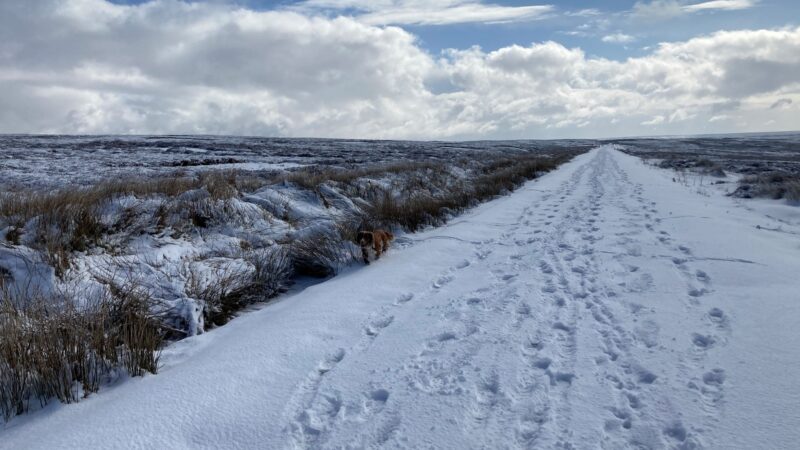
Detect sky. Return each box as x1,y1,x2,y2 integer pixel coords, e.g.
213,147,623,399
0,0,798,140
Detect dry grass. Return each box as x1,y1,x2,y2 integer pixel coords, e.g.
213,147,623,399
282,161,447,191
289,228,351,277
0,177,203,273
736,172,800,200
366,153,573,232
0,282,164,422
0,173,247,275
183,248,292,327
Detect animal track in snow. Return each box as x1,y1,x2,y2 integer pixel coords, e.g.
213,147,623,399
688,287,708,298
433,274,454,288
435,331,458,342
455,260,471,269
634,366,658,384
365,316,394,337
541,282,557,294
696,270,711,283
702,369,725,386
663,421,688,442
394,293,414,305
707,307,729,329
691,333,716,349
369,388,390,403
318,348,346,374
552,322,573,333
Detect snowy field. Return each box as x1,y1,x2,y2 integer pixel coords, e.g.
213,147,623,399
0,135,591,189
2,146,798,449
611,132,800,176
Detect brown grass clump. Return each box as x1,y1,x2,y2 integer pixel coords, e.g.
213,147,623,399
282,161,446,191
199,171,238,200
0,176,205,275
0,173,249,275
0,283,164,422
735,171,800,200
289,228,350,277
183,248,292,327
366,153,574,232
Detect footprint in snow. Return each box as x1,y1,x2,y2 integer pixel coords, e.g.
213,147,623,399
691,333,715,349
707,307,729,329
688,287,708,298
433,274,454,288
541,283,557,294
702,368,725,386
552,322,573,333
532,357,551,370
634,366,658,384
364,388,390,405
365,316,394,337
318,348,346,374
663,421,689,443
436,331,458,342
394,293,414,305
696,270,711,283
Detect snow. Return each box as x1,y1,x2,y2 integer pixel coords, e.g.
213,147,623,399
3,146,800,449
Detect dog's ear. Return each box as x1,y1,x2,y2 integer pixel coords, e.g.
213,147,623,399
357,231,372,244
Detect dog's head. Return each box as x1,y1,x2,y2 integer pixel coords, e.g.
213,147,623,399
357,231,373,246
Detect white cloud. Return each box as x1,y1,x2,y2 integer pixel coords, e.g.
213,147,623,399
632,0,757,20
295,0,554,26
683,0,756,12
642,116,666,125
602,33,635,44
0,0,798,139
565,9,602,17
709,114,732,122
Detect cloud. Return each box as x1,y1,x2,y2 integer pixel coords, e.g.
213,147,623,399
642,116,666,125
0,1,798,139
770,98,793,109
295,0,554,26
632,0,757,20
602,33,635,44
682,0,756,12
565,9,602,17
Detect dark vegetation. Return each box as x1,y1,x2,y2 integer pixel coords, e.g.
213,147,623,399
614,134,800,201
1,280,163,421
732,172,800,200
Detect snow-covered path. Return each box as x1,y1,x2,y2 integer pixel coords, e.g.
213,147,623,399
3,147,800,449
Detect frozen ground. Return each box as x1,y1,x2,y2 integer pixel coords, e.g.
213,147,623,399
2,146,799,449
0,135,591,189
611,132,800,176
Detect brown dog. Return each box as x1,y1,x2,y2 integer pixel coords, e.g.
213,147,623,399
357,230,394,264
